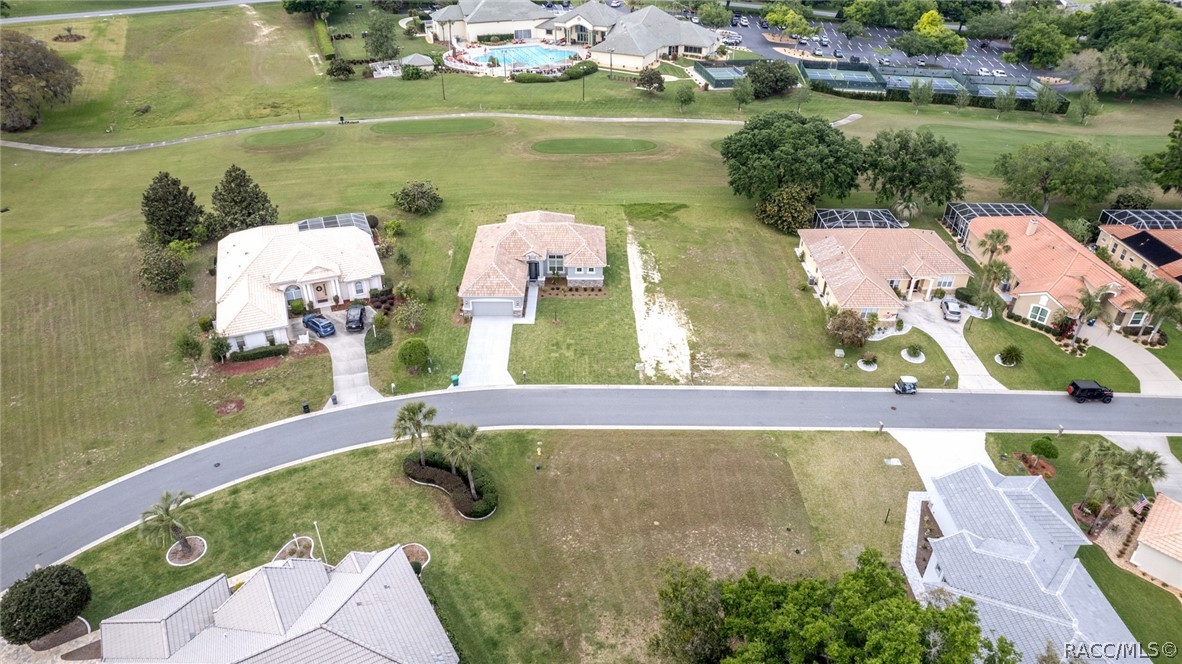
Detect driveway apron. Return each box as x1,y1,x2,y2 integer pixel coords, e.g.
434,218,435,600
1079,326,1182,397
900,302,1006,391
888,429,993,492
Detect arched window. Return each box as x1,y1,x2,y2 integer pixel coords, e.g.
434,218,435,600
285,285,302,302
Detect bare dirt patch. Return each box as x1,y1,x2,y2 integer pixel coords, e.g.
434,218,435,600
29,617,89,652
216,398,245,415
626,228,693,382
166,536,206,565
214,342,327,376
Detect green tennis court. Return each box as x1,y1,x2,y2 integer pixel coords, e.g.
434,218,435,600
882,74,965,93
974,83,1039,99
804,69,879,84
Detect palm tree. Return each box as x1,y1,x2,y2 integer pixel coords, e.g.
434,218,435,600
443,423,488,501
976,260,1012,317
140,491,195,554
428,422,460,474
1125,448,1167,486
1073,285,1113,344
394,401,437,466
1086,465,1140,536
1134,280,1182,343
1075,438,1120,505
977,229,1011,263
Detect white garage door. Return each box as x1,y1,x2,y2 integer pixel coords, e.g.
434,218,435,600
471,299,514,317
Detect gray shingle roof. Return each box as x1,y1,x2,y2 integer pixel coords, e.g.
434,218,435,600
456,0,553,23
553,0,620,27
590,5,715,56
101,546,457,664
429,4,465,22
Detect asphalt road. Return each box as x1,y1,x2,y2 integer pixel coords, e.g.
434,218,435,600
2,385,1179,589
0,0,280,24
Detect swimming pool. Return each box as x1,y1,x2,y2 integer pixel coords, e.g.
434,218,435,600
473,45,579,67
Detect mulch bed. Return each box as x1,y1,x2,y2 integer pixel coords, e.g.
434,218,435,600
28,618,88,652
61,640,101,661
540,287,607,298
216,399,245,415
52,34,86,42
404,543,429,565
213,342,326,376
274,536,314,561
167,537,206,565
1015,453,1056,479
915,500,943,576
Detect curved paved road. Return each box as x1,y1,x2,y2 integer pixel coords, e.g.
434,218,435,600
0,0,280,24
2,385,1180,589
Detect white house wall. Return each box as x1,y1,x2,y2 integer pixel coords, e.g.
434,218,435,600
1130,543,1182,587
592,50,654,71
463,19,548,40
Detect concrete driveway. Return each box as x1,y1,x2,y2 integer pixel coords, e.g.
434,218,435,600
312,311,384,407
900,301,1006,391
888,429,993,492
458,316,516,387
1078,326,1182,397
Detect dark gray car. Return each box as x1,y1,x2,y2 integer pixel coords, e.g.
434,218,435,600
345,302,366,332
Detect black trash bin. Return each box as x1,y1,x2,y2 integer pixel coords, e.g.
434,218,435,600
331,394,338,405
302,402,310,414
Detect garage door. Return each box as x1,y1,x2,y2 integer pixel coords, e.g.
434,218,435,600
471,299,514,317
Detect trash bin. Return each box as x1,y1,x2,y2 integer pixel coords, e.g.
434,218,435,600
450,374,460,387
331,394,338,405
301,402,310,414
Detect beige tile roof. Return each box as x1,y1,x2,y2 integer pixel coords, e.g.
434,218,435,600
970,216,1145,312
459,211,607,299
1138,492,1182,561
215,223,384,337
798,228,972,311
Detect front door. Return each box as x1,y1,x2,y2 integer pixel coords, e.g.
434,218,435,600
313,282,329,304
528,260,540,281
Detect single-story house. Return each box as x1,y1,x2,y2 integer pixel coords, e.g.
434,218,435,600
961,214,1149,331
100,545,458,663
458,210,607,317
797,228,972,323
1130,492,1182,588
906,465,1146,662
537,0,620,45
588,6,718,71
215,213,383,354
1096,211,1182,285
430,0,554,44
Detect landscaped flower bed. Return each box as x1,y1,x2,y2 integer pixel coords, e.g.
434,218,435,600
403,451,498,519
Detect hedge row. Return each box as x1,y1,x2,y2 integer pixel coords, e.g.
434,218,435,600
477,33,513,43
512,61,597,84
314,20,335,61
230,344,290,362
1005,311,1059,335
513,72,556,83
404,450,498,518
954,287,975,306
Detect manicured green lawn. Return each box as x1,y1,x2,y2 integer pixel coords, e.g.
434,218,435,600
964,315,1140,392
70,430,922,662
1170,437,1182,464
3,0,219,17
986,433,1180,663
371,118,497,135
533,138,658,154
241,127,327,147
1148,334,1182,380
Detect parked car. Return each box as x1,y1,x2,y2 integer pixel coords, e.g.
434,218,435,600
917,57,927,66
850,55,861,64
691,15,700,23
834,49,843,58
544,1,554,7
302,313,336,338
562,0,570,7
609,0,621,5
345,302,366,332
1067,380,1114,404
893,375,919,395
977,66,990,76
789,33,800,39
731,16,740,26
798,36,809,45
819,37,830,47
759,19,768,28
941,299,962,322
813,47,823,56
739,16,749,27
993,68,1007,77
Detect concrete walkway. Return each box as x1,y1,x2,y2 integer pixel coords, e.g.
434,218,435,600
1106,434,1182,502
1079,326,1182,397
458,316,517,387
314,310,383,408
888,428,993,492
899,301,1006,391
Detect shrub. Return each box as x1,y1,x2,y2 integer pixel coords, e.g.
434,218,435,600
366,214,380,229
1112,190,1153,210
557,60,597,81
1030,436,1059,460
477,33,513,43
371,311,388,328
314,20,335,60
394,281,415,299
402,64,429,80
177,274,194,292
861,351,877,365
209,335,231,362
895,318,905,331
365,327,393,354
376,237,396,258
410,560,423,575
906,343,923,358
197,315,214,332
754,184,816,233
230,344,289,362
384,219,404,236
398,337,430,371
933,288,946,299
392,180,442,215
637,68,665,92
0,565,91,645
403,450,499,518
326,57,354,79
139,244,185,293
288,299,306,316
999,344,1023,366
513,72,556,83
827,309,870,347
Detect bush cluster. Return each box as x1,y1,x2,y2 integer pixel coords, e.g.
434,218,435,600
476,33,513,43
229,344,290,362
512,72,556,84
953,287,975,306
404,450,499,518
288,299,306,316
0,565,91,645
558,60,597,81
314,20,335,60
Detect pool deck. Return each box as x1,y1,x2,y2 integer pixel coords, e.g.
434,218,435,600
445,41,594,77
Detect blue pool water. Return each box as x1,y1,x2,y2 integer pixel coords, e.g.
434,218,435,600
473,45,579,67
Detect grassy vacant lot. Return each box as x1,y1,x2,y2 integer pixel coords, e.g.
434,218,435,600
3,0,220,17
986,433,1181,660
964,315,1139,392
70,430,922,662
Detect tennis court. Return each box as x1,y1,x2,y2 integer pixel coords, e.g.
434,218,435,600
974,83,1039,99
804,69,879,84
882,74,965,93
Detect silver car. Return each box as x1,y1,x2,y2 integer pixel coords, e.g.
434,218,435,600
941,299,962,322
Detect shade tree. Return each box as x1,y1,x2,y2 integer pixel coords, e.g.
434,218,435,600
864,128,966,210
0,31,82,132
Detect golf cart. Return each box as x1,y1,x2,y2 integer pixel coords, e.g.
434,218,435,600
893,375,919,395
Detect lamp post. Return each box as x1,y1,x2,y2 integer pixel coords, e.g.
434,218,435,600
609,47,614,80
582,72,585,101
440,69,446,100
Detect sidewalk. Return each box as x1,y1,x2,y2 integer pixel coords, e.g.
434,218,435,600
1079,326,1182,397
